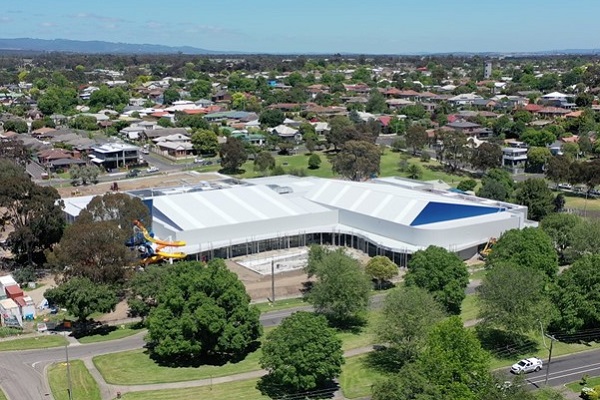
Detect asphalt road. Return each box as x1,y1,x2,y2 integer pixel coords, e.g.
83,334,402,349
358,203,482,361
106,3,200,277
524,349,600,388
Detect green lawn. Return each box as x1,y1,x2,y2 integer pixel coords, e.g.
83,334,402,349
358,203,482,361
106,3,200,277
339,355,383,399
94,320,376,386
194,149,469,184
77,326,143,344
563,193,600,212
469,268,487,281
119,379,268,400
0,388,6,400
460,294,479,323
0,335,67,351
94,347,263,385
48,359,101,400
254,297,309,313
566,375,600,392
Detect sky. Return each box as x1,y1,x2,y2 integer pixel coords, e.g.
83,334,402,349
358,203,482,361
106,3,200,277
1,0,600,54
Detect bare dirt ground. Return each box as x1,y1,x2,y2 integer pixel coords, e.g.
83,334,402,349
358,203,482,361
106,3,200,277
56,171,224,198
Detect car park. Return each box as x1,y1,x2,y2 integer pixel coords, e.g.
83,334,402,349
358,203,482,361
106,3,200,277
510,357,543,374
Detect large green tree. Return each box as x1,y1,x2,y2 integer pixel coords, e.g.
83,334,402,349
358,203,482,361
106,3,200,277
405,125,428,156
258,312,344,396
0,161,65,264
478,263,552,338
404,246,469,315
373,317,491,400
486,228,558,279
332,140,380,181
375,286,445,365
219,137,248,173
477,168,515,202
569,219,600,261
44,277,118,322
514,178,555,221
146,260,262,364
365,256,398,289
540,213,583,263
191,129,219,156
550,255,600,333
127,264,168,322
306,249,371,327
37,86,78,115
470,142,502,170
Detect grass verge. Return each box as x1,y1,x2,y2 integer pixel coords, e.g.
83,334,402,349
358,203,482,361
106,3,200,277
566,376,600,392
469,268,487,281
254,298,309,314
0,335,67,351
77,325,143,344
48,359,101,400
0,388,6,400
339,355,383,399
94,347,262,385
119,378,268,400
460,294,479,323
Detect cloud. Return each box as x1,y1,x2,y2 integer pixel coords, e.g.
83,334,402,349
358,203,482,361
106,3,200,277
68,12,126,23
180,23,241,37
0,16,13,23
145,21,164,30
40,22,58,28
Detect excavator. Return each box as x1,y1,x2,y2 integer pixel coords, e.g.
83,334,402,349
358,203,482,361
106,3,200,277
479,237,497,260
131,220,187,265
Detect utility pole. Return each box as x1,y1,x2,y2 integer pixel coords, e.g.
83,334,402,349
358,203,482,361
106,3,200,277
544,334,556,386
271,260,275,304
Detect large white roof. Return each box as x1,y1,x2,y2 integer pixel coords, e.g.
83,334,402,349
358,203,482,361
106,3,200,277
152,185,332,231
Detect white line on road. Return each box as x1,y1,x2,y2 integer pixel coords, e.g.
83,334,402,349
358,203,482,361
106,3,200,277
529,365,600,385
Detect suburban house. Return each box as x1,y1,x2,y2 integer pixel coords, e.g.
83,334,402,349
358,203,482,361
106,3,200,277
89,143,141,170
446,120,481,134
448,93,484,106
502,140,528,173
153,134,194,158
271,125,302,142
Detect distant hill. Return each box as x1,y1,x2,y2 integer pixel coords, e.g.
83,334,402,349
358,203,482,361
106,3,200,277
0,38,235,55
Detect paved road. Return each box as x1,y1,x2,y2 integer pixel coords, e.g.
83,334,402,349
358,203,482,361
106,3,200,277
0,332,146,400
523,349,600,388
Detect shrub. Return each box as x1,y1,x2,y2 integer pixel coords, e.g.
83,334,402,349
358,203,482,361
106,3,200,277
420,152,431,163
457,179,477,192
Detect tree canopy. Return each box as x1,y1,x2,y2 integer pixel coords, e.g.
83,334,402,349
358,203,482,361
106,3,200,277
44,277,118,322
306,248,371,327
477,263,552,337
550,255,600,334
146,260,262,364
191,129,219,156
486,228,558,279
514,178,555,221
219,137,248,173
404,246,469,315
365,256,398,289
0,161,65,264
258,312,344,396
375,286,445,364
332,140,380,181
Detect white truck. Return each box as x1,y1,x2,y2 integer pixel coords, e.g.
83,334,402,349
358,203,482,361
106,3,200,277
510,357,543,374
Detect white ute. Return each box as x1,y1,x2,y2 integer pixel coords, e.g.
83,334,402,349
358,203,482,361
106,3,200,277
511,357,543,374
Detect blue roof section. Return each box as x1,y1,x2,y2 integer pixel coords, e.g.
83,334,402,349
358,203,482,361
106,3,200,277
410,202,505,226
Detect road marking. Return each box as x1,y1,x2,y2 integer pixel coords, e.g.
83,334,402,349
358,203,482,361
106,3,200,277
529,365,600,385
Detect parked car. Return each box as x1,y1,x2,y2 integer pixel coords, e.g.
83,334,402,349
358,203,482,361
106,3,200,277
194,158,205,164
146,166,159,173
126,169,140,178
511,357,543,374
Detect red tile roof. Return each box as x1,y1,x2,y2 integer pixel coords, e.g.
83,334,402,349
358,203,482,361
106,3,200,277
5,285,23,298
378,116,391,127
524,104,543,112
